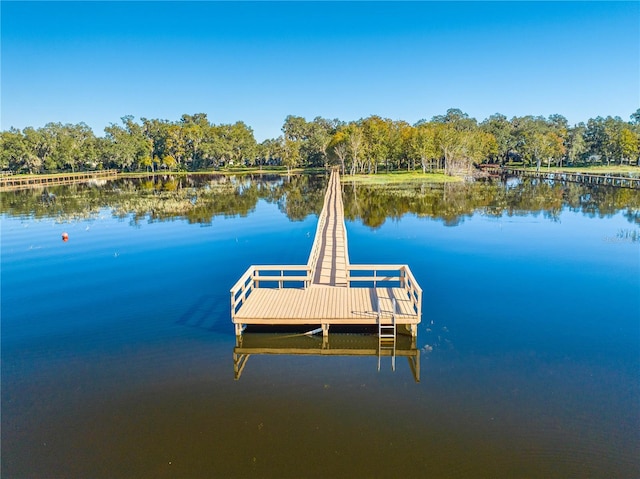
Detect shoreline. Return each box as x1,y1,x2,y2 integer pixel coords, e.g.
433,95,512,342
3,165,639,183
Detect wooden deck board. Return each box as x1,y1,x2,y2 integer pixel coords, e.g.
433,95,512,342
234,287,419,325
277,288,292,318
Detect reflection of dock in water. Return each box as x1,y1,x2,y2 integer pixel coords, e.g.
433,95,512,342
230,169,422,338
233,332,421,382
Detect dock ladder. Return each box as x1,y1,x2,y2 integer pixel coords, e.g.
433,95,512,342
377,298,397,371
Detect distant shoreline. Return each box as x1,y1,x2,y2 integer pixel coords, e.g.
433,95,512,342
3,165,639,183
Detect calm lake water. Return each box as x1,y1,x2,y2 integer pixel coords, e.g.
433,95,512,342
2,174,639,478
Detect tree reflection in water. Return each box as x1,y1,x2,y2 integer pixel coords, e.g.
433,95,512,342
342,178,640,228
1,173,638,228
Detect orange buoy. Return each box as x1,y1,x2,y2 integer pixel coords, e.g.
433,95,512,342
62,232,69,242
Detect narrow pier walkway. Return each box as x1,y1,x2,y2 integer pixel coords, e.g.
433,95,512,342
231,169,422,337
0,169,118,191
308,169,349,286
488,167,640,189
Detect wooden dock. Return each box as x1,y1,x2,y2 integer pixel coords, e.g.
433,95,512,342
489,167,640,189
231,169,422,337
0,169,118,191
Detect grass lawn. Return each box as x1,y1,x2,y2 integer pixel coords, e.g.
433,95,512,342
118,166,314,177
342,170,460,184
3,168,462,184
11,164,638,181
119,168,460,183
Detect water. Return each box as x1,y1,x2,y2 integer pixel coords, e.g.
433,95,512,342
2,175,639,478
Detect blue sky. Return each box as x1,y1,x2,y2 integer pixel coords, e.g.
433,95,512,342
2,1,638,141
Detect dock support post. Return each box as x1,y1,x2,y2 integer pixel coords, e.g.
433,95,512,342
408,324,417,337
235,323,244,336
233,353,250,380
322,323,329,338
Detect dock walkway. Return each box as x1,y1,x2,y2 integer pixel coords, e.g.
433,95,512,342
230,169,422,337
488,167,640,189
0,170,118,191
308,170,349,286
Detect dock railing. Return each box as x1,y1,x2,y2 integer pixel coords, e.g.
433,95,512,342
347,264,422,319
339,197,349,267
231,263,423,322
230,265,311,318
306,171,335,273
306,202,329,274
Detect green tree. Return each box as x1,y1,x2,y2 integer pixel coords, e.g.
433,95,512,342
434,123,462,175
304,117,339,168
468,130,499,166
163,123,186,169
282,115,308,170
328,129,349,174
61,123,96,172
511,116,553,167
142,117,171,167
162,154,177,171
528,131,564,171
22,126,52,173
104,116,151,171
480,113,514,164
584,116,628,166
361,116,391,174
619,128,639,165
256,138,282,169
432,108,478,131
395,121,414,171
229,121,257,166
0,128,28,172
410,123,439,173
566,124,588,166
345,123,364,175
282,137,301,174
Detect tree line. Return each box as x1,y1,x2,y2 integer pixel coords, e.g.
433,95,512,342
1,109,639,175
